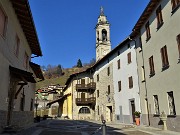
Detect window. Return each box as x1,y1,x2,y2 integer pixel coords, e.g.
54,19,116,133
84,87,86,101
0,6,7,37
97,90,99,97
107,67,110,76
129,76,133,89
167,91,176,115
20,93,25,111
161,45,169,70
79,107,90,114
177,34,180,57
145,21,151,41
156,5,163,29
127,52,131,64
24,52,29,69
153,95,160,115
117,59,120,69
118,81,121,92
149,56,155,76
107,85,110,95
14,35,20,57
171,0,180,11
97,74,99,82
97,106,99,115
102,29,107,41
141,66,145,82
30,99,33,111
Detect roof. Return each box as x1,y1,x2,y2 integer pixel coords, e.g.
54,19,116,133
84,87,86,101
9,66,36,83
29,62,44,81
132,0,160,34
10,0,42,56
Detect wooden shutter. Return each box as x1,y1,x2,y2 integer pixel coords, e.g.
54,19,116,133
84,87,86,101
145,21,151,40
149,56,155,75
156,5,163,27
129,76,133,89
161,46,169,67
127,52,131,64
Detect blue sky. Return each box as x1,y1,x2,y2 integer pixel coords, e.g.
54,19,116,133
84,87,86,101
29,0,149,68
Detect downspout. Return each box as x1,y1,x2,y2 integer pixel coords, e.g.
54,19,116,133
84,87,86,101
129,36,150,126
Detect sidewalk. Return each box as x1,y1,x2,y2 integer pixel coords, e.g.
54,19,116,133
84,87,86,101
104,121,180,135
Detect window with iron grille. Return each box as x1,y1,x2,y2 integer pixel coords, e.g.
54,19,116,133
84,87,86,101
149,56,155,76
118,81,121,92
161,45,169,70
0,6,7,37
129,76,133,89
153,95,160,115
79,107,90,114
145,21,151,41
117,59,120,69
167,91,176,115
127,52,131,64
156,5,163,29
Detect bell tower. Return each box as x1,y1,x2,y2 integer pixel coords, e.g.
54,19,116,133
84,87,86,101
96,7,111,61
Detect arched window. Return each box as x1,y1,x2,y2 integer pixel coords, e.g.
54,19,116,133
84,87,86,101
102,29,107,41
79,107,90,114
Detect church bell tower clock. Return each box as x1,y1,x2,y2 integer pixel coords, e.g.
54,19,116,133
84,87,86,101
95,7,111,61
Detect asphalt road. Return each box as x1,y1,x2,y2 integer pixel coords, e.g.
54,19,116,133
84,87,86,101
14,119,151,135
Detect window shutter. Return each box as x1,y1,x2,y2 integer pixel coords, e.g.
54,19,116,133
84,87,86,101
127,52,131,64
129,76,133,89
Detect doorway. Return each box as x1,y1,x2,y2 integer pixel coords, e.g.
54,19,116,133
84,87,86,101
130,100,135,123
106,106,113,122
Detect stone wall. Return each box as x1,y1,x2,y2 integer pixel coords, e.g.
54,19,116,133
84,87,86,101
0,110,7,133
11,111,34,128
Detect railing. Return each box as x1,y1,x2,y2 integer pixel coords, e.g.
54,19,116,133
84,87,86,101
76,82,96,90
76,97,96,105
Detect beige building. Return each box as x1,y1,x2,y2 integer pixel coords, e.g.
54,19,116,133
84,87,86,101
61,68,96,120
0,0,43,132
132,0,180,131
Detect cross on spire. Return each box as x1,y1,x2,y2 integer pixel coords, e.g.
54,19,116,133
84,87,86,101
100,6,104,16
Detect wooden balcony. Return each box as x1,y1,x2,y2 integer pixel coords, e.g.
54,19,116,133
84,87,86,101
76,82,96,90
76,97,96,105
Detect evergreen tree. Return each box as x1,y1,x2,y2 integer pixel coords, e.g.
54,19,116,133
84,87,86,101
77,59,83,67
56,64,63,76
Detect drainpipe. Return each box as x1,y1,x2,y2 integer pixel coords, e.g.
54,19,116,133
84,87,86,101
129,36,150,126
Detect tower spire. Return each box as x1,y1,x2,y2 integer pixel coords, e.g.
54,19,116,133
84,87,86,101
100,6,104,16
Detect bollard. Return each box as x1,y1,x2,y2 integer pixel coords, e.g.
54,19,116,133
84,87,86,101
102,120,106,135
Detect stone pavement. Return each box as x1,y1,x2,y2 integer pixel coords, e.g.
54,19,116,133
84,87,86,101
0,119,180,135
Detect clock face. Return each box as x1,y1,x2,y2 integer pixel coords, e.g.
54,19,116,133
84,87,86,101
103,50,107,55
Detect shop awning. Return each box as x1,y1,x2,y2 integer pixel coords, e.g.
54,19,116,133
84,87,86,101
9,66,36,83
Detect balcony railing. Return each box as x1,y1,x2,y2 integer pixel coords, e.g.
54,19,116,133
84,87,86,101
76,97,96,105
76,82,96,90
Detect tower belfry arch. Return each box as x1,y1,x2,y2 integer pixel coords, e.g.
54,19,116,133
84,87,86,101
95,7,111,61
